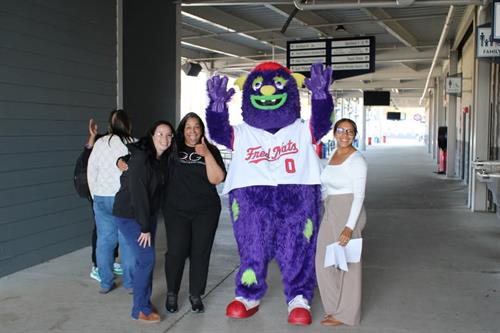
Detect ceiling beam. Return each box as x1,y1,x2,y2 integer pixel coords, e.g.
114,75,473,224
182,6,287,50
182,26,260,59
452,4,475,50
361,8,419,51
265,4,330,37
400,63,419,71
180,0,293,6
182,13,446,41
376,48,447,63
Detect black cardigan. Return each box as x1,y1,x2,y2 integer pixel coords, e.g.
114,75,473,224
113,144,166,233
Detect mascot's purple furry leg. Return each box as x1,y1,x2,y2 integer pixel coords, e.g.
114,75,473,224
226,184,321,324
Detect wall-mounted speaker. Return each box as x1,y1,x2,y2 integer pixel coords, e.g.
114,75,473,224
182,62,202,77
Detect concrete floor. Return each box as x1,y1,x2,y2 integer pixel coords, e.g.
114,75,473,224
1,144,499,333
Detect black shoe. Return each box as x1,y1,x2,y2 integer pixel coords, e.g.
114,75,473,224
165,292,178,313
189,295,204,313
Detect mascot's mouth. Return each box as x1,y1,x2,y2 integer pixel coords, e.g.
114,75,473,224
250,93,287,110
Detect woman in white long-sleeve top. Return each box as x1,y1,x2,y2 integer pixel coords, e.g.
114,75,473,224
87,110,135,294
315,118,367,326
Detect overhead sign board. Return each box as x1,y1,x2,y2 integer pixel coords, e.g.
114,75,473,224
493,0,500,41
287,36,375,81
476,24,500,58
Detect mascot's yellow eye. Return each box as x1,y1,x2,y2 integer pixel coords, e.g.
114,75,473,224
252,77,264,91
273,77,287,90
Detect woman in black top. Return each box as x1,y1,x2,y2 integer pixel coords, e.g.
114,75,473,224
113,120,176,323
163,112,226,314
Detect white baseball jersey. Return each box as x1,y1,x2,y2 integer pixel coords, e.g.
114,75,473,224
222,119,322,194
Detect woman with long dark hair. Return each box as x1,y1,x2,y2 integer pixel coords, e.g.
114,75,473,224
87,109,135,294
163,112,226,314
315,118,367,326
113,120,176,323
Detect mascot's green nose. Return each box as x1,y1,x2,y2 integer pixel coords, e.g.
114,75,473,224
260,85,276,96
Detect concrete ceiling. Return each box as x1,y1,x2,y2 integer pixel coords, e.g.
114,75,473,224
179,0,482,105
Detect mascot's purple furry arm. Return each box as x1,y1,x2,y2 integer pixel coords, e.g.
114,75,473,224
206,62,333,325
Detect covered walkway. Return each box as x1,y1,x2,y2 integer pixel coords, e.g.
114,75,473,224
1,145,499,333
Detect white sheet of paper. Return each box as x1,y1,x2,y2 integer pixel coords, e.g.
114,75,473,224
345,238,363,262
324,238,363,271
335,243,348,271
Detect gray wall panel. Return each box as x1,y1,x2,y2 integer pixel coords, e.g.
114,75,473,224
0,136,87,154
0,102,109,120
0,166,73,190
0,219,90,261
0,83,114,107
0,234,89,277
0,197,88,225
1,32,115,65
0,183,74,209
0,207,91,243
1,0,115,45
0,0,117,277
0,48,115,81
0,66,115,95
0,150,80,172
0,120,103,136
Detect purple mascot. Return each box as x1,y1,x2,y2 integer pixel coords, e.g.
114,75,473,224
206,62,333,325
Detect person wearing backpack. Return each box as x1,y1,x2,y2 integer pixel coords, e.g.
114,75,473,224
87,110,135,293
74,118,123,282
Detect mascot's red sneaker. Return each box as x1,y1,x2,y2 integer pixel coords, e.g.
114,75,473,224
287,295,312,325
226,297,260,319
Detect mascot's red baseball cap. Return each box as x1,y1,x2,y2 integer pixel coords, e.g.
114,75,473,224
253,62,291,73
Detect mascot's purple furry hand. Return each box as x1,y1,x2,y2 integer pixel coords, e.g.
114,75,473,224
207,75,235,113
304,63,332,100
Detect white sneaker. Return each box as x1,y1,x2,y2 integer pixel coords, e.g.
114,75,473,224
287,295,310,314
113,263,123,276
235,296,260,310
90,266,101,282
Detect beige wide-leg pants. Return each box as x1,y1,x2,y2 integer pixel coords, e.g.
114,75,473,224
315,193,366,326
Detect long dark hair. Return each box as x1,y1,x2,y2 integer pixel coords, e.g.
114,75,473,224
176,112,205,150
175,112,219,158
333,118,358,136
108,109,133,144
135,120,176,166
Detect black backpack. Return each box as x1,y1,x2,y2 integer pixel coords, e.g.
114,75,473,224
73,149,92,199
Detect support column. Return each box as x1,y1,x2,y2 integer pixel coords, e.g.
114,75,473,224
470,5,490,211
360,105,366,151
428,91,434,154
436,77,444,167
447,50,458,177
116,0,123,109
123,0,181,135
431,88,438,160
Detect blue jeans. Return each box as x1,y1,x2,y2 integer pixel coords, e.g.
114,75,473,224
116,216,157,319
93,196,132,290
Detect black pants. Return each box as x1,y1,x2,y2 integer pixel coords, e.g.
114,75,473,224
163,204,220,296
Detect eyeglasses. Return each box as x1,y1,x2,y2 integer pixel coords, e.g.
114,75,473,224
335,127,355,136
154,132,173,139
